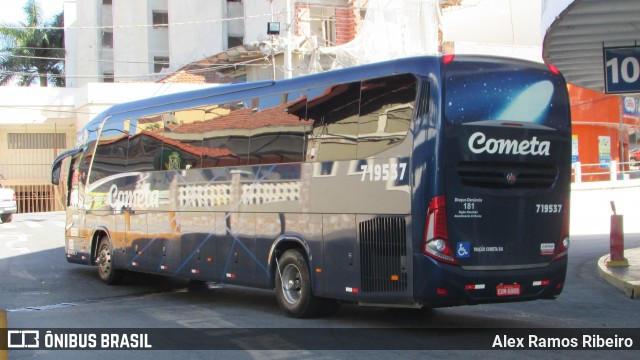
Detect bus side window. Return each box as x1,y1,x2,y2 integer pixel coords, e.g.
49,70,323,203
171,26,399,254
91,119,128,183
249,93,308,164
307,82,360,161
128,115,163,172
357,74,417,159
198,100,251,167
149,108,204,170
192,103,231,167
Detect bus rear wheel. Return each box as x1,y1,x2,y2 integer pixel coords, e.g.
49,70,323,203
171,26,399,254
275,249,321,318
1,214,12,223
96,236,123,285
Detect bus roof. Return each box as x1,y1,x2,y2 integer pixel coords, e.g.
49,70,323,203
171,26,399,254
98,55,443,123
87,54,552,127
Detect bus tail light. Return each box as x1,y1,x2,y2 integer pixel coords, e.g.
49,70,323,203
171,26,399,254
532,280,550,287
553,197,570,261
443,54,455,64
423,195,459,265
12,193,16,201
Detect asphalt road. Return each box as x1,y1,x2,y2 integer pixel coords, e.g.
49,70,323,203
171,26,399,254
1,211,639,359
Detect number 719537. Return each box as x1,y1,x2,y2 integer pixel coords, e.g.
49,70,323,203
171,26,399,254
360,162,407,182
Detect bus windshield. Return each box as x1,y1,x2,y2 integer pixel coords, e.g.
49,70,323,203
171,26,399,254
444,59,570,132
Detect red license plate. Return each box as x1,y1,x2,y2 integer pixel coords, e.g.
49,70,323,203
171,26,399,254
496,284,521,297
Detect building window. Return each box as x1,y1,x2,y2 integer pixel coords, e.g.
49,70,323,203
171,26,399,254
102,31,113,47
153,11,169,28
228,36,243,48
103,0,112,5
103,73,114,83
308,7,336,47
154,56,170,73
8,133,66,149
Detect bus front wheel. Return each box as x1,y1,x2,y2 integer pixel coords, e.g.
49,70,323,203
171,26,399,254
96,236,123,285
275,249,321,318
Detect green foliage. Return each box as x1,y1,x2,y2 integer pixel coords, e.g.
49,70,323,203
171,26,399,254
0,0,65,86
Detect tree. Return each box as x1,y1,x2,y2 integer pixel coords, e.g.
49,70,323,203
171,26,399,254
0,0,65,86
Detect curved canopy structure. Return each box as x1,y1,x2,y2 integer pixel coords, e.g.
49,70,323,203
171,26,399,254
542,0,640,93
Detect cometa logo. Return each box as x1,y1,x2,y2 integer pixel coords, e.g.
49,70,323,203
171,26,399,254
468,132,550,156
107,184,160,209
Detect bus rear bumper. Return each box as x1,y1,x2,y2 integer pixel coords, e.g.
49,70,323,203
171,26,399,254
414,256,568,307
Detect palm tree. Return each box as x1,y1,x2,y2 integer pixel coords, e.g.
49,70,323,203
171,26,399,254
0,0,65,86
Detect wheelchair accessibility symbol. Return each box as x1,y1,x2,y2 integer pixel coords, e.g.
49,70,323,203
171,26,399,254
456,242,470,258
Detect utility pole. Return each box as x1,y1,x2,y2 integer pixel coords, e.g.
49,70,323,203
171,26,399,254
270,0,276,80
267,0,293,80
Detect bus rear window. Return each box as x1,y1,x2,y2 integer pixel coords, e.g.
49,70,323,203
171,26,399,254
444,60,569,131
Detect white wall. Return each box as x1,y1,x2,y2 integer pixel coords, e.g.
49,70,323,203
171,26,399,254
169,0,224,69
244,0,278,45
112,0,153,81
442,0,543,62
65,0,292,84
68,0,102,87
63,0,78,87
0,87,77,184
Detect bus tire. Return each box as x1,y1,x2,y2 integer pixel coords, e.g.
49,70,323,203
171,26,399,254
275,249,321,318
96,236,123,285
1,214,12,223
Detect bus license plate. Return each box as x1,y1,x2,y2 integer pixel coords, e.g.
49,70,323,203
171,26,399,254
496,284,521,297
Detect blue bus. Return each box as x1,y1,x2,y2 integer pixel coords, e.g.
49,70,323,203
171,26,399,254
52,55,571,317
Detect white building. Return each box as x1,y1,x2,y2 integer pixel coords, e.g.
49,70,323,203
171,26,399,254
441,0,543,63
0,0,537,213
64,0,275,87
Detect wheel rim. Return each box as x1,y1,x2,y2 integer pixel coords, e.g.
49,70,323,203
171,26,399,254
281,263,302,305
97,243,111,278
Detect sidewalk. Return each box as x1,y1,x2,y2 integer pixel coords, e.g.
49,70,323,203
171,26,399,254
597,249,640,298
572,179,640,299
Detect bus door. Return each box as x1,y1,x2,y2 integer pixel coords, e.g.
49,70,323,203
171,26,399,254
438,57,571,274
65,152,90,263
87,117,144,270
121,118,153,272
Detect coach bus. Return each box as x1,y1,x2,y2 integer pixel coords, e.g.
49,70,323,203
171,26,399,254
51,55,571,317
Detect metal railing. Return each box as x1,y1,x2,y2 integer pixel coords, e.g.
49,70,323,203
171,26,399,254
573,160,640,183
12,184,64,214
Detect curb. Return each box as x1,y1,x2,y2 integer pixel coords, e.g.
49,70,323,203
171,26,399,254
596,254,640,299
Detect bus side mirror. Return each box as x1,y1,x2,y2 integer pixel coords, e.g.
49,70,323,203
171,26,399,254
51,160,62,185
51,148,82,185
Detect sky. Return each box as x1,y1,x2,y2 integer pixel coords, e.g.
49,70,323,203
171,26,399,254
0,0,66,24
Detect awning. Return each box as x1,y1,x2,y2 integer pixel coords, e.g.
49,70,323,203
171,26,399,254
542,0,640,93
